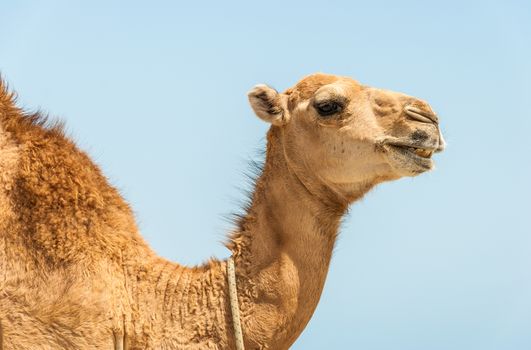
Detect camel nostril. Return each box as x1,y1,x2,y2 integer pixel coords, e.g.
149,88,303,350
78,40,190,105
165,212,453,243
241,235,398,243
404,106,439,124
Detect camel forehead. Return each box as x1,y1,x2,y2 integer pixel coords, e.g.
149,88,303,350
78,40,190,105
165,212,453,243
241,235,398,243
285,73,362,106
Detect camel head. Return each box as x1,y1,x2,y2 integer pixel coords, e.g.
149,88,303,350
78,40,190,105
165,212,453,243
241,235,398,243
248,73,445,201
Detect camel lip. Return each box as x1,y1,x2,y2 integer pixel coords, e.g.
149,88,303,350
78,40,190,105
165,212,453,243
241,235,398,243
383,140,438,153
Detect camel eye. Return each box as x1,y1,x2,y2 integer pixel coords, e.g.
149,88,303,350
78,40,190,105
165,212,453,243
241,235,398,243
315,101,342,117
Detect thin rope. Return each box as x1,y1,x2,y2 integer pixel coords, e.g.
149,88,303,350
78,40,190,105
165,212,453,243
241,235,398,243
227,256,245,350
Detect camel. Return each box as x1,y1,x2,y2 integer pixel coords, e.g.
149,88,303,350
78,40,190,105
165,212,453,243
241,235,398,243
0,73,445,349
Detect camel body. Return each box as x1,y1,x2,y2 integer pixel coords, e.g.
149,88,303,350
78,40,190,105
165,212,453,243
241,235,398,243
0,74,444,349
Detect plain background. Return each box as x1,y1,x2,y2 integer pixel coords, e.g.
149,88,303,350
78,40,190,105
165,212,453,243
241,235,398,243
1,1,530,349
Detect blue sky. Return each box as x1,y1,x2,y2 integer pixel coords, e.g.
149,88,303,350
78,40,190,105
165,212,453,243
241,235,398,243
1,1,530,349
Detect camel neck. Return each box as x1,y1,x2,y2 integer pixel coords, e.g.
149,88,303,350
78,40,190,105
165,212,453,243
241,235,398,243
228,127,368,348
125,127,374,348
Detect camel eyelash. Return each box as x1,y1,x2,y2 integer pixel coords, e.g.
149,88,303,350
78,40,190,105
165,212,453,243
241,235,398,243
313,97,348,117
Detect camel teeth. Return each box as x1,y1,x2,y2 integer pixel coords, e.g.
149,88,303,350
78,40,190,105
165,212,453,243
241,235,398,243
413,148,432,158
396,145,433,158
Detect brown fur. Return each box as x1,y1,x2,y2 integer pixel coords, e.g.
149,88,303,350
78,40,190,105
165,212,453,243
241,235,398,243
0,74,444,349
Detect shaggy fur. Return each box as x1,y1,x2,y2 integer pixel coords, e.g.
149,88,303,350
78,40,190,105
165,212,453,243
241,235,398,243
0,74,444,349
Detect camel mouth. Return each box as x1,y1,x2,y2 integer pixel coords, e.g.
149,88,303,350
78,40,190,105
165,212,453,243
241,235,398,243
382,139,438,158
390,144,434,159
381,142,436,174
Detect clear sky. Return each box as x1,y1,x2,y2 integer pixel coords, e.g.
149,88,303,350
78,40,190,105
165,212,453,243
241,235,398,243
1,1,530,349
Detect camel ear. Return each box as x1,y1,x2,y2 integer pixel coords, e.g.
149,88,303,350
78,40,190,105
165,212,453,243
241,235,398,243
248,84,290,126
